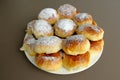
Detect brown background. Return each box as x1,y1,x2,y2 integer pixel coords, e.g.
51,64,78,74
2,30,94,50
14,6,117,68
0,0,120,80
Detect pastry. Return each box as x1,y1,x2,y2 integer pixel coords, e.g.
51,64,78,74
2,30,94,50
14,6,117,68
20,34,36,56
32,19,53,38
76,24,104,41
89,39,104,54
54,19,76,38
34,36,62,54
26,20,36,34
62,35,90,55
38,8,59,24
58,4,77,19
35,51,62,71
73,13,93,25
20,4,105,72
63,51,90,70
92,20,97,26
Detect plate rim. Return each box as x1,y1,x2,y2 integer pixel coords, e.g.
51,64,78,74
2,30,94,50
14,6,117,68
24,34,103,75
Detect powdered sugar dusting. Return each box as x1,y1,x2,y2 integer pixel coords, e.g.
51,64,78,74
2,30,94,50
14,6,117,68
58,4,76,16
91,26,100,32
36,36,61,46
67,35,85,41
78,24,89,32
33,20,53,35
64,35,86,47
57,19,76,32
27,20,36,30
78,24,100,33
64,35,86,46
75,13,92,21
24,34,36,44
38,8,58,19
42,56,57,61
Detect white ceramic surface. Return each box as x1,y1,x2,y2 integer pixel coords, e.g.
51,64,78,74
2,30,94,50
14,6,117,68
24,38,103,74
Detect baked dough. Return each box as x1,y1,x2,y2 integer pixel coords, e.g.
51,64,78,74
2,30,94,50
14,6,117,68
34,36,62,54
26,20,36,34
58,4,76,19
38,8,59,24
76,24,104,41
62,35,90,55
35,51,62,71
73,13,93,25
20,34,36,56
54,19,76,38
32,19,53,38
89,39,104,54
63,51,90,70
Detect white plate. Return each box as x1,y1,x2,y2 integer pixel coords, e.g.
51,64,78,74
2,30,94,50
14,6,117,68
24,34,103,75
25,50,102,75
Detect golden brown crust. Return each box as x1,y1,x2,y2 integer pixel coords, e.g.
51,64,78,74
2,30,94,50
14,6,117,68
35,51,62,71
58,4,77,19
44,17,58,24
34,36,62,54
92,20,97,26
73,13,93,25
63,52,90,70
89,39,104,54
62,35,90,55
83,26,104,41
76,24,104,41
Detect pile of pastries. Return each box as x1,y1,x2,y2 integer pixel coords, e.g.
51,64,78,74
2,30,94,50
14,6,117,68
20,4,104,71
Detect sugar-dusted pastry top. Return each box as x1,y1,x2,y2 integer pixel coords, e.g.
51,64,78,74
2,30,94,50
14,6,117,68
35,51,62,71
56,19,76,32
38,8,58,19
34,36,62,54
58,4,76,16
36,36,61,46
62,35,90,55
74,13,92,21
32,19,53,38
23,34,36,44
33,20,52,34
63,35,85,43
76,24,104,41
58,4,77,19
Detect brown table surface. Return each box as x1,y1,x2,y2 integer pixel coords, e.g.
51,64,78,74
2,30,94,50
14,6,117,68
0,0,120,80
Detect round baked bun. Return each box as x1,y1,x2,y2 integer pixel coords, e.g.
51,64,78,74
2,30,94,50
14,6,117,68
62,35,90,55
76,24,104,41
73,13,93,25
38,8,59,24
35,51,62,71
89,39,104,54
58,4,77,19
32,19,53,38
63,51,90,70
54,19,76,38
34,36,62,54
20,34,36,56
